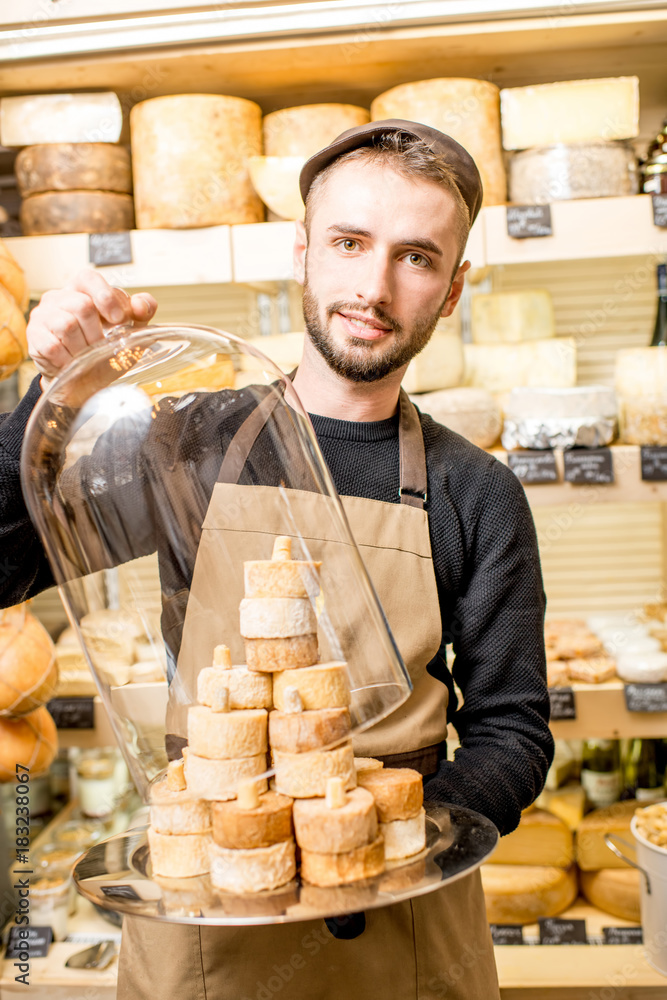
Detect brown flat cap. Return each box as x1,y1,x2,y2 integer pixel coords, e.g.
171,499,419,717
299,118,483,224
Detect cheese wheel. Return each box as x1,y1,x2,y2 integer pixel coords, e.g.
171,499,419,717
149,776,211,835
20,191,134,236
576,800,638,870
263,104,370,159
0,285,27,379
301,834,385,887
273,743,356,798
148,827,211,878
293,787,377,854
15,143,132,196
0,604,58,716
380,809,426,861
244,560,321,600
371,79,506,207
0,241,29,311
580,868,641,923
187,706,267,759
245,635,319,673
0,707,58,779
240,598,316,639
184,751,267,801
211,790,293,849
197,665,272,711
130,94,263,228
481,864,578,924
273,663,350,710
357,768,423,822
0,92,123,147
268,707,351,754
490,809,574,868
209,837,296,893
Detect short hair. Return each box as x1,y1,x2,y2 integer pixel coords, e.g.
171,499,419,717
304,131,471,273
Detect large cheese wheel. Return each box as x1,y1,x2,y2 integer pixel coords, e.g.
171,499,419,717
273,743,356,798
357,767,423,822
197,665,272,711
300,834,385,887
481,864,578,924
263,104,370,159
15,144,132,196
268,707,351,754
184,751,267,801
20,191,134,236
0,241,29,311
576,800,638,870
147,827,211,878
0,285,28,380
580,867,641,923
209,837,296,893
211,790,293,849
245,635,319,673
239,597,317,639
490,809,574,868
0,92,123,147
273,663,350,710
130,94,263,228
293,786,377,854
0,605,58,716
187,706,267,760
0,706,58,779
371,79,506,207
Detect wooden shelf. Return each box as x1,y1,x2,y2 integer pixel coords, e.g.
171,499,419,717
549,680,667,741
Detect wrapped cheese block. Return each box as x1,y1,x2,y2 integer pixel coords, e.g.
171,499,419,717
402,328,464,394
0,604,58,716
209,838,296,892
615,348,667,446
300,835,385,886
15,143,132,196
240,597,317,639
489,809,573,867
509,141,638,204
184,751,267,802
357,767,423,822
293,784,377,853
576,800,637,870
197,664,272,710
130,94,263,228
499,77,639,150
0,285,28,380
471,290,555,344
0,706,58,779
410,387,502,449
148,827,211,878
149,763,211,836
0,92,123,146
263,104,370,159
244,537,321,600
580,867,641,923
187,706,267,759
273,743,356,798
211,786,293,849
273,663,350,710
20,191,135,236
269,707,351,754
380,808,426,861
245,635,319,673
371,79,506,207
0,240,29,311
481,864,578,924
463,338,577,395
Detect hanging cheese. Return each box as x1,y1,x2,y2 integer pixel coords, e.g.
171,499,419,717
268,707,351,754
197,664,272,710
0,241,29,312
272,743,356,798
187,706,267,759
489,809,573,867
130,95,263,229
0,604,58,716
0,285,28,380
580,868,641,923
184,751,267,801
211,789,293,850
499,77,639,150
20,191,135,236
481,864,577,924
356,767,423,823
245,635,319,673
240,597,317,639
209,837,296,893
471,290,555,344
263,104,370,159
300,834,385,887
0,93,123,147
147,827,211,878
371,79,507,207
380,808,427,861
401,329,465,394
15,143,132,196
293,786,377,854
273,663,351,711
576,800,638,871
0,706,58,780
463,338,577,395
244,537,321,600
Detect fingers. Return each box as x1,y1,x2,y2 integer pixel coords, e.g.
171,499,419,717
130,292,158,324
65,268,133,325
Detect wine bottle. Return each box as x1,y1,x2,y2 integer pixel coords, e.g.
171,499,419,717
581,739,622,809
650,263,667,347
625,739,666,802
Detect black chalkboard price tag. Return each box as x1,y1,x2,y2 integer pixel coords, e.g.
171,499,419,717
624,683,667,713
603,926,643,945
89,231,133,266
640,446,667,481
490,924,524,946
47,696,95,729
539,917,587,945
652,193,667,228
549,687,577,720
506,204,553,239
507,450,559,485
101,883,142,901
6,925,53,958
563,448,614,485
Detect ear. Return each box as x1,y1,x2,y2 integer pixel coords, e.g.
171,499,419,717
440,259,471,318
293,220,307,286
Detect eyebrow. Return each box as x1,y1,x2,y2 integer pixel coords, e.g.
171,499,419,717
326,224,443,258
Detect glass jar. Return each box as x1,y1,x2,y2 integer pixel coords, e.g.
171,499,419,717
53,818,105,850
29,873,72,941
32,843,84,916
75,749,117,819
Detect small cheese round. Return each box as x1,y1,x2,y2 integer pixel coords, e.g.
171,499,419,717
184,752,267,801
380,808,426,860
273,663,350,710
211,790,293,849
300,834,385,887
148,827,211,878
293,787,377,853
273,743,356,798
244,559,321,599
209,838,296,893
616,651,667,684
240,598,317,639
269,707,351,754
197,666,273,710
187,706,267,759
357,768,423,822
580,867,640,923
245,635,319,672
149,775,211,835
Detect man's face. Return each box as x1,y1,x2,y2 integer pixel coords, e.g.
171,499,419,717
295,159,467,383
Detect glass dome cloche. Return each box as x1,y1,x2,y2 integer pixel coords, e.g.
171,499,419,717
21,323,412,801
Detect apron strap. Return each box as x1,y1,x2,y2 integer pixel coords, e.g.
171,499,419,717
217,387,283,484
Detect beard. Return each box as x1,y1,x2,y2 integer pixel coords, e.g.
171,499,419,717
302,271,450,384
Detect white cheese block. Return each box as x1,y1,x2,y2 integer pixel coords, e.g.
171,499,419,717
380,808,426,860
0,93,123,147
481,864,578,924
273,743,356,798
184,751,268,802
616,651,667,684
187,706,267,759
356,767,423,823
509,141,638,203
411,387,502,449
209,838,296,893
463,338,577,395
239,597,317,639
489,809,573,867
580,867,640,923
471,290,555,344
402,329,464,394
147,827,211,878
268,707,351,754
197,665,272,710
293,787,377,853
263,104,370,159
273,663,351,711
500,77,639,150
504,385,616,419
300,834,385,886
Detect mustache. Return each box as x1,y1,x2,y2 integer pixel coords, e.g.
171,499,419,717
325,301,402,335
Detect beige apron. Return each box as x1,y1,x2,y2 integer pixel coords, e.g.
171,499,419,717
118,389,499,1000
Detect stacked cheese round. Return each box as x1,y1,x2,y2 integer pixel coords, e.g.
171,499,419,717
357,768,427,861
148,760,212,878
576,800,641,921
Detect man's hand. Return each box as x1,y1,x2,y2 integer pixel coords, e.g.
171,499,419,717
27,269,158,389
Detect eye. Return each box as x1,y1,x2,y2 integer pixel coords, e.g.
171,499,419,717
406,252,429,268
340,239,358,251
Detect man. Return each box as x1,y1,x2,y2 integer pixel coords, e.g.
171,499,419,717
0,121,552,999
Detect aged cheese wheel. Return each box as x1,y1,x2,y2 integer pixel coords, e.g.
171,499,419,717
273,743,356,798
490,809,574,868
244,537,321,599
300,834,385,887
481,864,578,924
0,285,28,380
380,808,427,861
576,800,638,871
0,92,123,147
197,664,272,710
0,706,58,779
268,707,351,754
240,597,317,639
149,774,211,836
15,143,132,196
209,837,296,893
371,79,506,207
211,789,293,849
263,104,370,159
293,786,377,853
148,827,211,878
245,635,319,673
130,94,263,228
20,191,134,236
0,241,29,312
273,663,350,710
187,706,267,759
580,867,641,923
0,604,58,716
357,768,423,823
184,751,267,801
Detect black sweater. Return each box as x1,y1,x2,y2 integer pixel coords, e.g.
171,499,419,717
0,377,553,836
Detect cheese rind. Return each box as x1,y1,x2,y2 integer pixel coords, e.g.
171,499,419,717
184,752,267,802
463,338,577,395
244,560,321,600
263,104,370,159
268,707,351,754
187,706,267,759
20,191,134,236
576,800,638,870
209,838,296,893
481,864,577,924
301,834,385,886
580,867,641,923
273,663,350,710
15,143,132,195
240,598,316,639
245,635,319,672
0,93,123,146
273,743,356,798
147,827,211,878
293,787,377,853
211,790,293,849
471,290,555,344
380,808,427,861
356,768,423,823
197,665,272,710
489,808,573,867
149,775,211,835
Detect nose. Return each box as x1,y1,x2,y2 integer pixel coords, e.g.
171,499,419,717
354,249,393,309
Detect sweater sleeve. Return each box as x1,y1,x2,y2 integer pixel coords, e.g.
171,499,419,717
425,458,554,836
